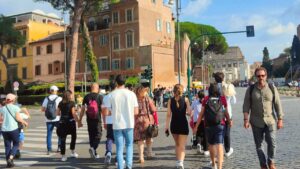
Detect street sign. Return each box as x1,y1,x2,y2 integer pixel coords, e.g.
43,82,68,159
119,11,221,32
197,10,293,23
13,81,19,88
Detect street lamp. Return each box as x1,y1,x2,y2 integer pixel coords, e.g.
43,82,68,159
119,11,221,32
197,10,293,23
169,0,181,84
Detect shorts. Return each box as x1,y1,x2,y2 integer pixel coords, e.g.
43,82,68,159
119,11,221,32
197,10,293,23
19,132,25,142
205,125,224,145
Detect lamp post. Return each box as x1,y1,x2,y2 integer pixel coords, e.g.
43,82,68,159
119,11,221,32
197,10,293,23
169,0,181,84
288,55,293,81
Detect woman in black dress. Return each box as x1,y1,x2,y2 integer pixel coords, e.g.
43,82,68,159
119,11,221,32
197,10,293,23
165,84,191,169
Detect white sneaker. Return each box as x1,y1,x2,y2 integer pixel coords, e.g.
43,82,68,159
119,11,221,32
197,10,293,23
204,151,210,157
89,148,96,159
211,163,217,169
104,152,111,164
70,152,79,158
95,154,100,159
115,159,125,166
61,155,67,162
197,144,203,154
225,148,234,157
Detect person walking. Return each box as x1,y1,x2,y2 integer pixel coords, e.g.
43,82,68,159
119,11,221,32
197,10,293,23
134,86,157,164
193,83,232,169
0,94,28,168
102,84,115,165
213,72,237,156
243,67,283,169
41,85,62,155
56,90,80,161
165,84,191,169
15,107,30,159
79,83,103,159
103,75,138,169
191,90,208,155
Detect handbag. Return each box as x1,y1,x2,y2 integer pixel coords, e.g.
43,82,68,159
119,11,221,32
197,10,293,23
5,106,24,130
145,97,158,138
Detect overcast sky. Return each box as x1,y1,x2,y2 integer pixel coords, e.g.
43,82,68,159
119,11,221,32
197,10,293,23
1,0,299,64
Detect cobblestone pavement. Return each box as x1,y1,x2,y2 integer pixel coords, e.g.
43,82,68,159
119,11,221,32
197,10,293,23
1,87,300,169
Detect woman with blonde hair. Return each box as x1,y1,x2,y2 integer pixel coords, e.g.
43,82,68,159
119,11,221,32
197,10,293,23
134,86,156,163
165,84,191,169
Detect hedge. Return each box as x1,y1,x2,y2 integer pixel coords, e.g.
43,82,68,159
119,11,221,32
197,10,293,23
18,95,48,105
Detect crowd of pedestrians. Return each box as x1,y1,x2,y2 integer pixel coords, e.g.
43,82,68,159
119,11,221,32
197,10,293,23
0,67,284,169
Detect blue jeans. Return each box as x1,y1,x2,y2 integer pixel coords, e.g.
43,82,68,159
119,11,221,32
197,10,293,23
113,128,134,169
105,124,114,155
46,122,61,151
252,125,276,167
2,129,19,160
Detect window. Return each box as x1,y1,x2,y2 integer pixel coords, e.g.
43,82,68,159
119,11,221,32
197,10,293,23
53,61,60,74
36,46,41,55
222,63,226,68
125,57,134,69
61,62,65,73
22,47,26,56
126,9,133,22
46,44,52,54
48,64,53,74
112,59,120,70
156,19,161,31
228,63,232,68
35,65,41,76
126,31,134,48
23,30,27,38
61,43,65,52
113,34,120,50
13,49,17,57
8,65,18,79
233,62,237,67
166,22,171,33
7,49,11,58
76,60,80,73
152,0,156,3
22,67,27,79
113,11,119,24
97,57,108,71
99,34,108,46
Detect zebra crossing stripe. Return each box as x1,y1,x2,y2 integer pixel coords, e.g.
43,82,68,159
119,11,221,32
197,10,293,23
0,159,39,167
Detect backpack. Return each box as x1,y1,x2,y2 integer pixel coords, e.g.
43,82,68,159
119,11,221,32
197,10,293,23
204,97,224,126
45,96,58,120
86,95,101,119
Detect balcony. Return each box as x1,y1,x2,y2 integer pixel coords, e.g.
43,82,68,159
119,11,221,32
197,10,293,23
88,22,111,32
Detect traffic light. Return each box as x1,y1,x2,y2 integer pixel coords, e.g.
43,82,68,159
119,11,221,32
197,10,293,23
147,65,153,79
246,25,255,37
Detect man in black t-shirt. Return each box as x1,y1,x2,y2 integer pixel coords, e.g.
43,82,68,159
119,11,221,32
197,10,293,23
79,83,103,159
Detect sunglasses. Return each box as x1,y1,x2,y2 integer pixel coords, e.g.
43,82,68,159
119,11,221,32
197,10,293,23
256,74,266,78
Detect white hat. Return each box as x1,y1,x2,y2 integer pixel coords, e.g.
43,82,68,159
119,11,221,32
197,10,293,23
6,93,16,101
50,85,59,91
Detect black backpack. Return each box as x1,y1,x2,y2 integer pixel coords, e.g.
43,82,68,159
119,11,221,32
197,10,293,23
204,97,224,126
45,96,58,120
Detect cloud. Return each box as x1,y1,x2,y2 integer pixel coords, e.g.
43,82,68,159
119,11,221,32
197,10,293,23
267,22,296,36
181,0,212,17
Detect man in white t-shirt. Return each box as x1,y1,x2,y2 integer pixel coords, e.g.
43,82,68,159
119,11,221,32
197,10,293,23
41,85,62,155
104,75,138,169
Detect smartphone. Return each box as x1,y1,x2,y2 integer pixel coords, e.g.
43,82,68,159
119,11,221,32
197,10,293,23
165,129,169,137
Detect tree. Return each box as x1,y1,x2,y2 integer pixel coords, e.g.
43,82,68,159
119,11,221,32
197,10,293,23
34,0,117,93
291,35,300,64
177,22,228,66
262,47,272,77
0,15,25,92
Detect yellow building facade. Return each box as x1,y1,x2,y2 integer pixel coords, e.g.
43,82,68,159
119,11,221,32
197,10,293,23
0,11,64,84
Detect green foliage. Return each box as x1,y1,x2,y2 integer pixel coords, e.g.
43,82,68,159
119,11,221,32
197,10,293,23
291,35,300,64
177,22,228,66
82,21,99,82
273,61,289,78
0,15,26,49
125,76,139,86
18,95,47,105
262,47,272,77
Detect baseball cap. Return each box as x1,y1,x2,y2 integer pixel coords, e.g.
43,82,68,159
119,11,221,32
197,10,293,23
50,85,59,91
6,93,16,101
